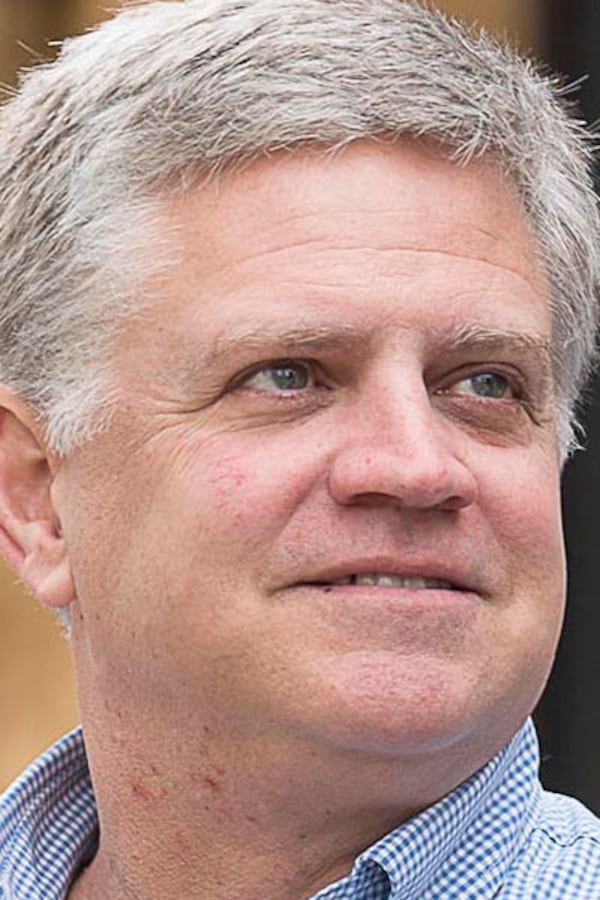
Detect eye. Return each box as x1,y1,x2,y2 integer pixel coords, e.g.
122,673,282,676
242,360,315,393
451,372,514,400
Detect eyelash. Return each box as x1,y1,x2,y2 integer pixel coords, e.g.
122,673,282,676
233,359,327,394
233,359,527,402
437,367,526,402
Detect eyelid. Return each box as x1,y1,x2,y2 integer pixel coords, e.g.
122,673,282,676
231,357,323,391
453,373,514,399
435,364,527,399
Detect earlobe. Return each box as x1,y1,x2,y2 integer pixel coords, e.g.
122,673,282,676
0,390,75,609
22,540,75,609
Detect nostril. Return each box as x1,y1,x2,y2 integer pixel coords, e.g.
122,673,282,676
443,494,473,511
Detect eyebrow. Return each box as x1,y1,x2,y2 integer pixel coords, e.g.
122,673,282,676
203,321,555,368
203,323,367,364
445,323,556,378
447,322,553,358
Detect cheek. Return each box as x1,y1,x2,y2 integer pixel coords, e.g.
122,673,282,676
173,437,325,546
487,460,564,577
468,433,561,550
469,442,565,612
479,452,565,667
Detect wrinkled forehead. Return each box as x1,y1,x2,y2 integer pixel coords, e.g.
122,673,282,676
154,138,550,307
111,140,553,387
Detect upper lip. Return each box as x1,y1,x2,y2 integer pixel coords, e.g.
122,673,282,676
292,557,480,593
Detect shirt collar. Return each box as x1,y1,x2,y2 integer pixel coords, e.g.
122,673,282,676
334,718,540,899
0,727,97,900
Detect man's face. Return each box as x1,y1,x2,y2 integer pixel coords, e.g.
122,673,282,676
60,140,565,763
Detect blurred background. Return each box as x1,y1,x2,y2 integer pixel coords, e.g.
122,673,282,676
1,0,600,812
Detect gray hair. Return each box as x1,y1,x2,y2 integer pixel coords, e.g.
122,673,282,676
0,0,598,456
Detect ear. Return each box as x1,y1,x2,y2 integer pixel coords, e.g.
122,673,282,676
0,387,75,608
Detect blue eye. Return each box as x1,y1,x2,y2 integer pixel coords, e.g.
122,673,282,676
244,361,313,392
455,372,513,399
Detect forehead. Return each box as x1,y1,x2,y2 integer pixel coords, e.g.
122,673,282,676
161,139,546,288
120,139,551,381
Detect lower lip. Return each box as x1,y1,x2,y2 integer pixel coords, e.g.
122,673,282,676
289,583,480,609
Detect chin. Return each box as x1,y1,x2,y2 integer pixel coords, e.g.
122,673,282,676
299,651,536,761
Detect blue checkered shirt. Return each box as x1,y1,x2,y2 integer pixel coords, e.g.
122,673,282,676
1,718,600,898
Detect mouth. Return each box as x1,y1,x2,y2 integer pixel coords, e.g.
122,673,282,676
286,555,481,598
307,574,456,590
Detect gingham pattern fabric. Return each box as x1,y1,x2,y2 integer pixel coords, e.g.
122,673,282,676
0,728,97,900
1,720,600,898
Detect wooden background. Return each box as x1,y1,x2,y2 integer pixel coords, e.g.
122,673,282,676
0,0,542,791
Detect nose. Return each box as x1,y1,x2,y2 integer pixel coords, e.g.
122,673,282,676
327,390,477,512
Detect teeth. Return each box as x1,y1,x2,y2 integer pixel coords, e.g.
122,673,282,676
329,574,453,589
354,574,380,586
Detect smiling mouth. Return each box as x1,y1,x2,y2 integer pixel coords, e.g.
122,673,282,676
308,574,455,589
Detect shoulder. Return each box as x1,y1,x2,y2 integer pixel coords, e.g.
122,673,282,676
535,789,600,844
502,789,600,898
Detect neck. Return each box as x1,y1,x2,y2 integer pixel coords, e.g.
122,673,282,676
70,707,494,900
